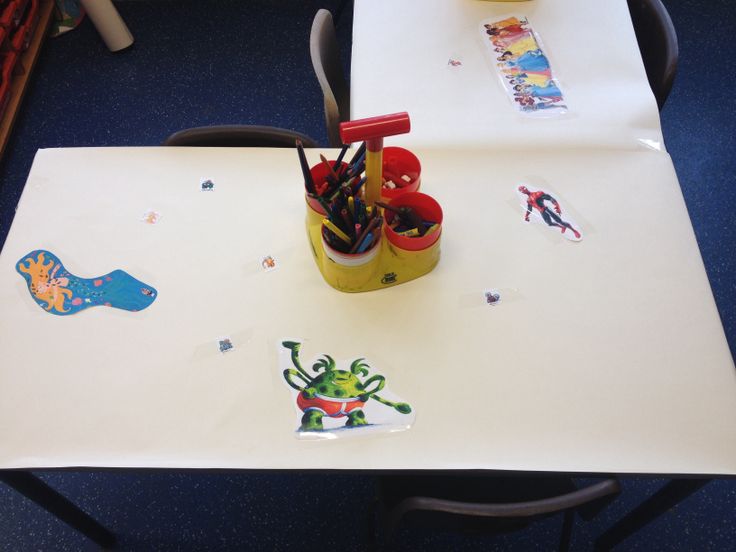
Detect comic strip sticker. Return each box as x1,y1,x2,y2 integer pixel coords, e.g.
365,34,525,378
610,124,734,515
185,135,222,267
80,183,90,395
517,185,582,241
279,340,415,440
480,16,567,115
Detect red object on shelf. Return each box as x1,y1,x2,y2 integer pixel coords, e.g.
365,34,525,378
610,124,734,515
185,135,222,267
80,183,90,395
0,50,18,119
12,0,28,18
12,0,28,29
1,1,18,30
9,0,38,52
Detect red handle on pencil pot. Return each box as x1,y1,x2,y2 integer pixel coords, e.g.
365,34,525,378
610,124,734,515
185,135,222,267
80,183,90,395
339,112,411,151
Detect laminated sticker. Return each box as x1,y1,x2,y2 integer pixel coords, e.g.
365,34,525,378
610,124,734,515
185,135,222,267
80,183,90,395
16,250,158,315
261,255,278,272
279,340,414,439
481,16,567,115
141,210,162,224
517,185,582,241
484,289,502,306
218,337,234,353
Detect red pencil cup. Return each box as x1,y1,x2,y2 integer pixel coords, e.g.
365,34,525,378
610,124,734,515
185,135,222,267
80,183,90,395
381,147,421,200
384,192,443,251
305,160,349,215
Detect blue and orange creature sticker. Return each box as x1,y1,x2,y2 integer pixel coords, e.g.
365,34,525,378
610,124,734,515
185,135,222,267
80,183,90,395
279,340,414,439
481,16,567,115
16,250,158,315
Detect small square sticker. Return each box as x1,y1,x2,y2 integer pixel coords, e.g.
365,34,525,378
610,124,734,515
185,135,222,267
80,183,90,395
484,289,501,306
218,337,234,353
200,178,215,192
141,210,162,224
261,255,278,272
447,51,463,68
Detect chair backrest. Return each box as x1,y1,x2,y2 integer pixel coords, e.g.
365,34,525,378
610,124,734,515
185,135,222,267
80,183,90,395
381,475,620,550
627,0,679,110
310,9,350,147
162,125,319,148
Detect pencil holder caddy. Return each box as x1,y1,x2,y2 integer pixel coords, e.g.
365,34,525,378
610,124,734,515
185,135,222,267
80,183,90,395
381,147,421,201
303,112,441,293
306,180,443,293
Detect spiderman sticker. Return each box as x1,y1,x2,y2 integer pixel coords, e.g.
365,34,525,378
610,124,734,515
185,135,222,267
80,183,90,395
517,185,582,241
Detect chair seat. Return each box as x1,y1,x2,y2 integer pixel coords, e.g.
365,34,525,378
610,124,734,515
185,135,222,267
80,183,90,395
162,125,319,148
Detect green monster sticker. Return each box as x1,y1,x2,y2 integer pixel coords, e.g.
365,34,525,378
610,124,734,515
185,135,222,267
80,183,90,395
280,340,414,437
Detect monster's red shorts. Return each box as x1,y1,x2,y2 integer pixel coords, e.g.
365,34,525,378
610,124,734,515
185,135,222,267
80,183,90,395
297,393,366,418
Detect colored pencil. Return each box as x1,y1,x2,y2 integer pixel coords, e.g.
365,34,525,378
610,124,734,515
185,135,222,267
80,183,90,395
296,139,315,193
332,145,349,170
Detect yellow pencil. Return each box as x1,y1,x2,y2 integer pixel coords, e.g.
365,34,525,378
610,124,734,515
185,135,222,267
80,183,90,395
323,219,351,244
424,224,440,235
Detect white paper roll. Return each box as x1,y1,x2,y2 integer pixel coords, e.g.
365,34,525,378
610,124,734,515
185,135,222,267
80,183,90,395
79,0,134,52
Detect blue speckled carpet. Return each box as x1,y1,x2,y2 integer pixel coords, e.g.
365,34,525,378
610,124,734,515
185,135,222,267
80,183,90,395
0,1,734,550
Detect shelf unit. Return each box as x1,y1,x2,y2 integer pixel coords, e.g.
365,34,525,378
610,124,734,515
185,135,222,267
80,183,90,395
0,0,54,160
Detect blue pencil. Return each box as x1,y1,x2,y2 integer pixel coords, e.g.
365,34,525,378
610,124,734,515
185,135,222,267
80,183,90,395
356,232,374,253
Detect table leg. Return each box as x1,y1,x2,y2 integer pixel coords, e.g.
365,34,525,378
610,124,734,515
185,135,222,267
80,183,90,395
594,479,710,551
0,471,116,549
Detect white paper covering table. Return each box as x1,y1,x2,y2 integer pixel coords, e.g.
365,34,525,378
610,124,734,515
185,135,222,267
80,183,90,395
0,147,734,474
350,0,665,151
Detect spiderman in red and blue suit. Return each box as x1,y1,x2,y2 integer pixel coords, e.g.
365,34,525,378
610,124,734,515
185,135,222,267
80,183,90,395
518,185,581,239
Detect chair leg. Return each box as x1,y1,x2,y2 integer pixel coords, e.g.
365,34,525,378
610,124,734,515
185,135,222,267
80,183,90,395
0,471,116,549
594,479,710,551
379,497,415,550
383,504,401,549
367,495,380,552
559,510,574,552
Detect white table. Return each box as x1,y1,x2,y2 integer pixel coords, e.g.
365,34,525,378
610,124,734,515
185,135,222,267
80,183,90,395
351,0,665,151
1,147,734,475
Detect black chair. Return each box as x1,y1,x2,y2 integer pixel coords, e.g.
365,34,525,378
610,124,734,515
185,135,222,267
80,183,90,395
377,474,620,551
162,125,319,148
627,0,679,110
